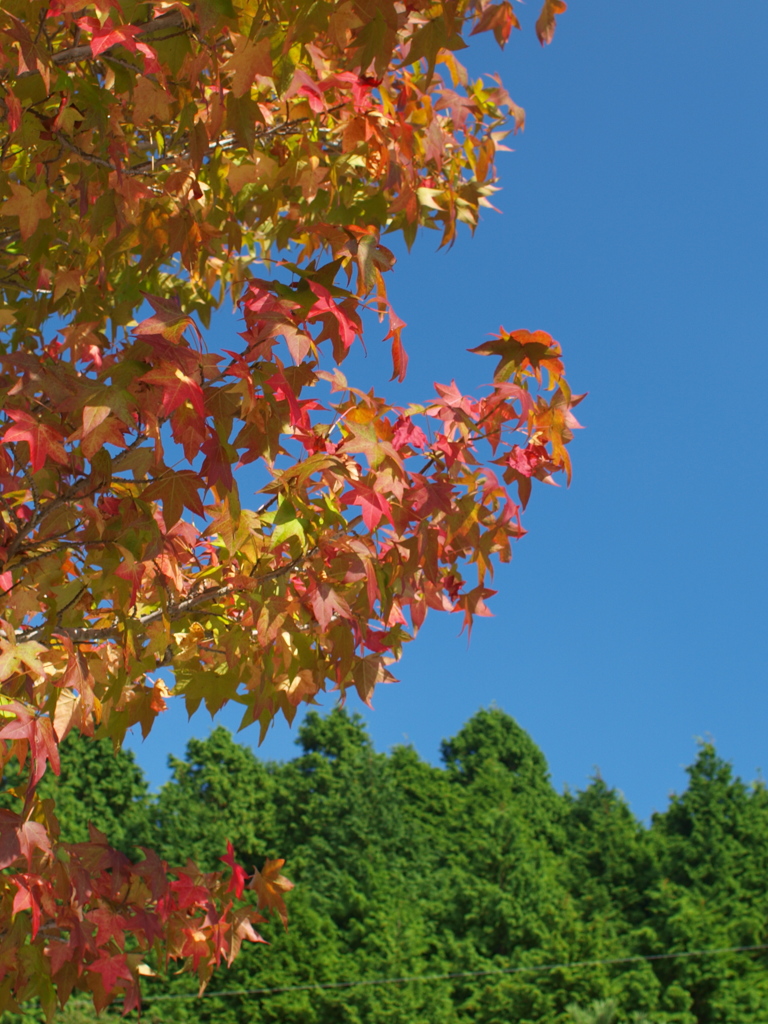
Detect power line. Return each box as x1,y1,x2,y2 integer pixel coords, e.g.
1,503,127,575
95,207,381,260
134,943,768,1005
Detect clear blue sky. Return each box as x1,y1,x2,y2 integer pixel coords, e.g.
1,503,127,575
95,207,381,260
127,1,768,822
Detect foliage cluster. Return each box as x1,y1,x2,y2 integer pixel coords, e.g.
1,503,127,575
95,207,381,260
0,0,577,1007
12,707,768,1024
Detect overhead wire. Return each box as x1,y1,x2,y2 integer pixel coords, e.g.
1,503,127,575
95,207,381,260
131,942,768,1005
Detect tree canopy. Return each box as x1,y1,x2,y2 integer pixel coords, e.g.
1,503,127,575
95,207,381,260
10,710,768,1024
0,0,580,1012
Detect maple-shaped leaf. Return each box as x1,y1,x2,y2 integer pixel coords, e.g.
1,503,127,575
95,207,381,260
201,431,235,493
87,905,130,949
0,809,52,869
392,416,428,450
223,35,272,98
228,911,267,966
471,2,521,48
4,409,68,472
536,0,567,45
469,329,564,383
342,483,395,531
0,639,46,682
86,953,133,996
79,14,137,66
79,406,129,460
309,582,353,631
349,231,394,295
114,554,146,608
340,407,403,471
139,363,206,422
507,443,546,479
136,293,203,346
0,183,51,240
249,859,293,927
307,282,361,361
353,653,395,707
141,471,205,528
0,702,60,786
12,876,44,939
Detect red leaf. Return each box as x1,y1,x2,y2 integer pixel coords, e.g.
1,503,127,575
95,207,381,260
220,840,248,900
12,876,43,937
201,431,235,493
307,282,361,360
4,410,68,473
87,953,133,994
0,703,60,786
5,91,21,132
139,362,206,422
342,484,394,531
90,23,140,57
0,811,52,869
134,847,170,901
471,2,521,48
507,443,543,479
392,416,428,450
114,558,146,607
266,371,307,430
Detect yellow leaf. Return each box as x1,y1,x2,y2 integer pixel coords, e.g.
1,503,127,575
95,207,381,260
132,78,173,126
53,269,83,303
223,36,272,98
0,183,51,240
228,154,278,194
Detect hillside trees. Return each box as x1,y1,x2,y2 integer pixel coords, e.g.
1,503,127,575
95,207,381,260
13,711,768,1024
0,0,579,1011
644,748,768,1023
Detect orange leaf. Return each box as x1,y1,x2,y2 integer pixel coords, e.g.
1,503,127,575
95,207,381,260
224,36,272,98
471,2,520,48
535,0,567,46
0,183,51,240
249,859,293,927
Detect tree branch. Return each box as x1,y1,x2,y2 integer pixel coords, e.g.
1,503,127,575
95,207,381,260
4,433,148,562
20,549,315,646
49,10,187,67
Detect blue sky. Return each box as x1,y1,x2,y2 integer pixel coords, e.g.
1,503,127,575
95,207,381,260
128,1,768,822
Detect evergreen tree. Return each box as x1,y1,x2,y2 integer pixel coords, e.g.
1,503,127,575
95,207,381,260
645,745,768,1023
11,711,768,1024
152,726,280,869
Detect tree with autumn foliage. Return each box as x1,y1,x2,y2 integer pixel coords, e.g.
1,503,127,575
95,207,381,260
0,0,577,1014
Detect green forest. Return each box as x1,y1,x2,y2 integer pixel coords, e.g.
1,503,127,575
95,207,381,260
9,707,768,1024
